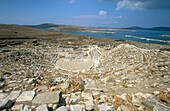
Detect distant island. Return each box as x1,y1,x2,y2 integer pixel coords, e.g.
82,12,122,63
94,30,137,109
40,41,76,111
121,26,170,31
27,23,59,28
26,23,170,32
26,23,130,34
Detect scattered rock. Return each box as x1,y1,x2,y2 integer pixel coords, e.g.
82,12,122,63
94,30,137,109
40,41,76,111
0,99,13,110
142,100,156,108
12,104,24,111
82,93,94,110
70,93,80,104
153,105,170,111
162,79,170,83
61,82,70,89
142,99,170,111
56,106,69,111
36,104,48,111
120,105,130,111
5,91,21,100
70,105,85,111
97,105,115,111
85,83,102,91
0,82,5,88
27,78,38,84
36,85,48,91
106,77,116,83
7,83,19,87
23,105,31,111
0,93,8,99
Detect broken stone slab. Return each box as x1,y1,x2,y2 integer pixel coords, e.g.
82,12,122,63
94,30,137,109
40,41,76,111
12,104,24,111
23,105,31,111
142,99,170,111
36,104,48,111
162,79,170,83
5,91,21,100
82,93,94,110
92,91,100,97
7,83,19,87
16,91,35,102
70,105,85,111
153,105,170,111
97,105,115,111
0,93,8,99
27,78,38,84
61,82,70,90
84,100,94,110
120,105,131,111
32,91,62,104
70,93,80,104
0,99,13,110
56,106,69,111
36,85,48,91
142,100,157,108
0,82,5,88
85,83,102,91
106,77,116,83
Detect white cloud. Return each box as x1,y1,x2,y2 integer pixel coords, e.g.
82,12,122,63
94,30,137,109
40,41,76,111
101,0,170,10
116,0,144,10
99,10,107,16
69,0,76,4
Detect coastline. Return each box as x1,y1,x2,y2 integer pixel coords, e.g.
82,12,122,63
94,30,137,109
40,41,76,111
126,35,170,43
162,34,170,37
0,24,169,50
50,28,116,34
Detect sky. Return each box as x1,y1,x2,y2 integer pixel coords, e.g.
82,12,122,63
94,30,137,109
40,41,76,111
0,0,170,28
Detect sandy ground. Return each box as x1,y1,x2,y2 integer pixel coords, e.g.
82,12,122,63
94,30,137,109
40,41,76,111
56,59,94,71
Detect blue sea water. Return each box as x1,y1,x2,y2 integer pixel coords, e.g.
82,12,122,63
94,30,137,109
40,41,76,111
38,28,170,45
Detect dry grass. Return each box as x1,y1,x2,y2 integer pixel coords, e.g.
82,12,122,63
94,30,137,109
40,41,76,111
156,91,170,104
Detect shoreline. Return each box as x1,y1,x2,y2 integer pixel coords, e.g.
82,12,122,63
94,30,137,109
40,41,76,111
0,24,170,49
49,27,170,45
127,35,170,43
162,34,170,37
50,28,117,34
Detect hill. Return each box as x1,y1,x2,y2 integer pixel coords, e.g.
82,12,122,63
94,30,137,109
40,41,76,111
27,23,59,28
122,26,170,31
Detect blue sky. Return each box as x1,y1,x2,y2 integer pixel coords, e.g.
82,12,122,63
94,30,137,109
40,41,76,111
0,0,170,27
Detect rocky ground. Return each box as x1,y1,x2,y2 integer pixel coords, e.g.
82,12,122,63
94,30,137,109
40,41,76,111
0,24,170,111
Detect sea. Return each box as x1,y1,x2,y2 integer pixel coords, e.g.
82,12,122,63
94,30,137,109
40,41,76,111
38,28,170,45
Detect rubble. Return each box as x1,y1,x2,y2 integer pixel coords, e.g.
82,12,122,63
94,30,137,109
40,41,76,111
0,36,170,111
